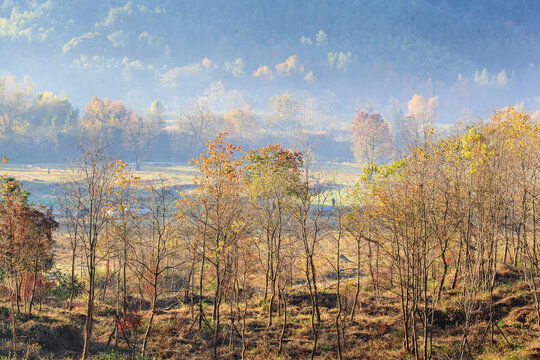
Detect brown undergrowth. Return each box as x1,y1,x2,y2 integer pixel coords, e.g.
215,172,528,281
0,267,537,359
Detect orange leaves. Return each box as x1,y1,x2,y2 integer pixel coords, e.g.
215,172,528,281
83,96,135,133
113,159,128,173
0,189,57,276
226,143,242,152
192,133,244,178
0,177,29,205
188,133,246,207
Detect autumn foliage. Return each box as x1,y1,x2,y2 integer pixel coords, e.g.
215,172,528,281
0,107,538,359
350,111,394,164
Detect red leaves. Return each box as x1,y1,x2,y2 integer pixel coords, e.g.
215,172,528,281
117,313,143,331
19,272,55,299
350,112,391,144
0,180,57,279
350,111,393,163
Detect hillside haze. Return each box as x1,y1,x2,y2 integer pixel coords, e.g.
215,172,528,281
2,0,540,122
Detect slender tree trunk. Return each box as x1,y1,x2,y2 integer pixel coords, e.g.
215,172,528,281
309,255,321,323
278,287,287,354
10,271,17,359
336,235,343,360
142,272,159,356
267,275,276,328
69,242,77,310
123,241,128,317
82,253,95,360
199,230,207,330
28,264,39,315
241,269,248,360
350,238,361,321
15,273,21,314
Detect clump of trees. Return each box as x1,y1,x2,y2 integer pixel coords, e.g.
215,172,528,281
0,77,164,167
346,107,539,358
0,160,57,355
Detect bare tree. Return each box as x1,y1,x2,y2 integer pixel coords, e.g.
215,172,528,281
291,166,329,360
123,115,159,170
178,101,219,153
244,145,301,328
130,178,180,356
63,132,118,359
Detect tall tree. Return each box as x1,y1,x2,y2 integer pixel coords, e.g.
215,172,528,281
148,100,165,130
0,173,57,355
350,112,393,164
244,144,302,328
403,94,439,148
0,76,32,156
134,178,179,356
123,114,159,170
268,92,300,134
223,108,257,141
63,132,120,360
186,133,244,359
178,101,219,153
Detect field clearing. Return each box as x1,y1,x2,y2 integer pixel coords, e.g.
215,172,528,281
2,161,364,207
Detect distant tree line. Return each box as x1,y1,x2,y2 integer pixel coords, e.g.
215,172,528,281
1,76,361,165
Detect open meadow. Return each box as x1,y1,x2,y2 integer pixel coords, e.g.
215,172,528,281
3,162,364,209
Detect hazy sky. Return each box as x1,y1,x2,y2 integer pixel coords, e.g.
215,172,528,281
2,0,539,122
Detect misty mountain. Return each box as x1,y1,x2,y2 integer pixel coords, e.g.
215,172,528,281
1,0,540,121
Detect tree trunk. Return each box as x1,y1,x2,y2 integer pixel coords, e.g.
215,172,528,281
69,243,77,310
28,265,39,315
81,258,95,359
142,273,159,356
10,272,17,359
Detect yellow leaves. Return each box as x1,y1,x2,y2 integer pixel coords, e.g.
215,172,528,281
460,148,471,161
223,108,257,137
232,220,246,234
2,158,8,164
